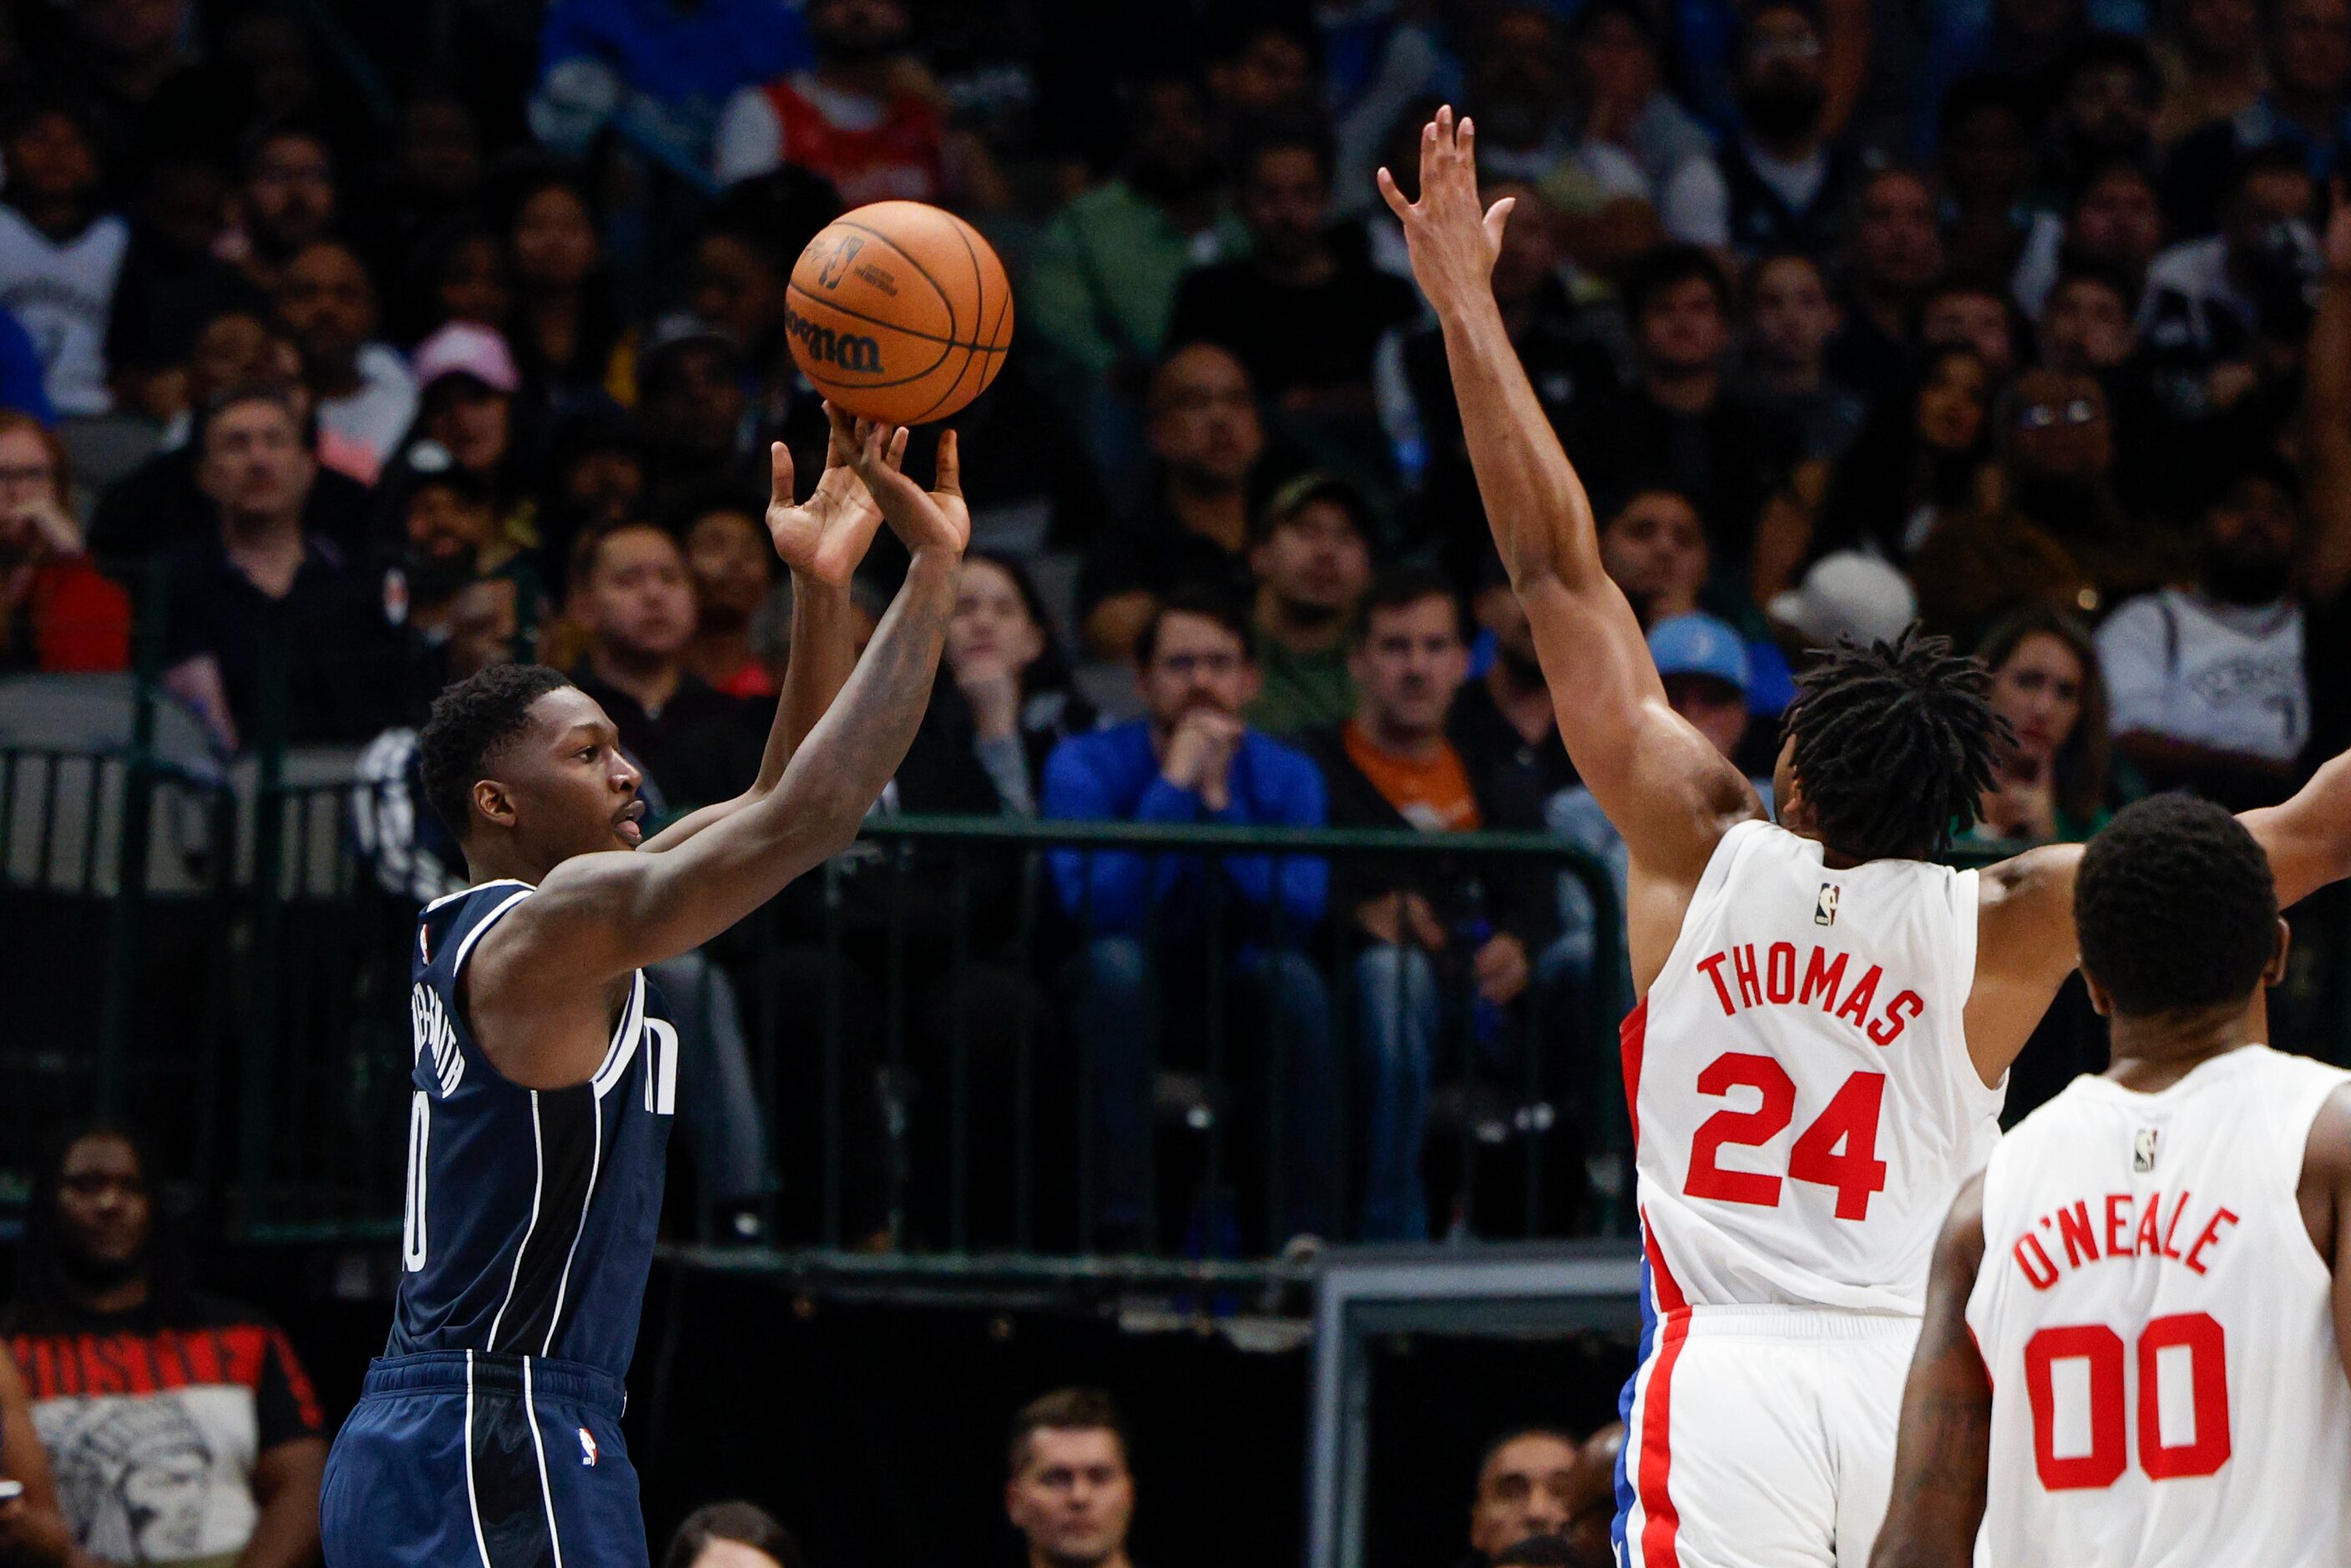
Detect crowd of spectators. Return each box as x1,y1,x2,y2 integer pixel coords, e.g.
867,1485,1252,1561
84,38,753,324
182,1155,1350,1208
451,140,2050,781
6,0,2351,1250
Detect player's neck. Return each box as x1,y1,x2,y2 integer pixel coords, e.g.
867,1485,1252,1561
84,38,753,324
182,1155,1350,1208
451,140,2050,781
2105,999,2265,1093
463,842,552,889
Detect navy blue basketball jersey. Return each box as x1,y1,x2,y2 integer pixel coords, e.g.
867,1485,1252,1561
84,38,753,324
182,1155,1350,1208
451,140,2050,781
389,880,676,1379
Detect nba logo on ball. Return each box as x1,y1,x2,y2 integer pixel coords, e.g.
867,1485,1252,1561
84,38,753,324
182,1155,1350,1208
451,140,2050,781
787,200,1015,427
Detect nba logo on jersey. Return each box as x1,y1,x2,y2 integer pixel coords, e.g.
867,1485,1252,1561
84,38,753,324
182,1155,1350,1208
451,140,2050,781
578,1428,598,1467
2133,1127,2159,1172
1815,883,1840,926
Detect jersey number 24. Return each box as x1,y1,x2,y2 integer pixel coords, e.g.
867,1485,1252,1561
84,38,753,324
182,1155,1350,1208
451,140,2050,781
1683,1053,1888,1221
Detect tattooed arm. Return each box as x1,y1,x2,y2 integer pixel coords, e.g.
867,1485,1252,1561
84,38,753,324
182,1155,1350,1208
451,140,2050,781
1870,1173,1991,1568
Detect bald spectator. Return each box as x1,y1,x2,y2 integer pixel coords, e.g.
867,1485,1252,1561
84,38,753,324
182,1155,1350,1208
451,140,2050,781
1004,1389,1135,1568
1079,344,1271,660
274,240,415,483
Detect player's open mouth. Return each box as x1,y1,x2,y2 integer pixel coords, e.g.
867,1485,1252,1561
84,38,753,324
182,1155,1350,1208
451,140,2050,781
615,800,645,843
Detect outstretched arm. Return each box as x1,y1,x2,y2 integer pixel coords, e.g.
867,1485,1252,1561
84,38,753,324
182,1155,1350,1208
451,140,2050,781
1870,1173,1991,1568
471,424,968,1088
1969,749,2351,1084
2296,1087,2351,1387
641,409,887,852
1379,109,1758,978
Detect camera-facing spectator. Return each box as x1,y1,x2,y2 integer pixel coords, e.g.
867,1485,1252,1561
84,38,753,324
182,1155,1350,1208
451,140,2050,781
1658,2,1858,258
715,0,945,203
1466,1429,1580,1565
503,169,632,429
1461,5,1651,210
224,122,339,296
163,385,403,749
1972,607,2120,844
1920,275,2023,382
0,98,129,418
1810,346,1998,569
1246,473,1375,737
1571,0,1716,205
1740,251,1866,463
2096,458,2312,807
567,519,766,811
1079,344,1269,660
1304,568,1553,1241
1824,167,1947,400
1044,587,1337,1247
2,1124,327,1568
1165,122,1419,429
1936,78,2036,284
2161,0,2351,236
274,239,417,484
2014,159,2168,319
2043,35,2162,196
1571,245,1807,595
2140,144,2321,423
662,1502,805,1568
2152,0,2268,146
1453,558,1578,806
2039,262,2142,372
1005,1389,1135,1568
678,493,784,701
0,413,129,674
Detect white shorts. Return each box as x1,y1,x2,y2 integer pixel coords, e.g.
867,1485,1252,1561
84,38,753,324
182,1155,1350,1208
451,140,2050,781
1615,1300,1919,1568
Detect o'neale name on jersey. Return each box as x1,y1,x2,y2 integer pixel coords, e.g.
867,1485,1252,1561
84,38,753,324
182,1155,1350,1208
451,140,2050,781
1694,942,1926,1046
2010,1189,2242,1290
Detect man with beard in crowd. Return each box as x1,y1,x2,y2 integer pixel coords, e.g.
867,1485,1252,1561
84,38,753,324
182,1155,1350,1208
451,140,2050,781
1660,0,1859,259
2096,458,2312,807
273,238,417,483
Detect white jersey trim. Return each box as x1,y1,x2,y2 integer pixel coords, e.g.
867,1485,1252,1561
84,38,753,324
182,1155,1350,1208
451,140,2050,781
483,1092,548,1349
523,1358,566,1568
425,877,534,914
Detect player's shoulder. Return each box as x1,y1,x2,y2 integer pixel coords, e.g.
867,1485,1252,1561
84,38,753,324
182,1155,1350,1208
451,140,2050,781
417,878,535,970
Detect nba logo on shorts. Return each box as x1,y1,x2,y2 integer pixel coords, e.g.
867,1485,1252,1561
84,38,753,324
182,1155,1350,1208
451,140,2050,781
1815,883,1840,927
2133,1128,2159,1173
578,1428,599,1468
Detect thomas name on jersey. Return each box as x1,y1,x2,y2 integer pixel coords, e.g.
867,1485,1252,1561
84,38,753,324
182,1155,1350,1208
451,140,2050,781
2007,1190,2242,1290
1691,940,1928,1047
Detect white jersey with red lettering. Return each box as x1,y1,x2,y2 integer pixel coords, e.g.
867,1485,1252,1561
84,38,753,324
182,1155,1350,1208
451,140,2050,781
1966,1045,2351,1567
1614,819,2005,1568
1627,817,2005,1314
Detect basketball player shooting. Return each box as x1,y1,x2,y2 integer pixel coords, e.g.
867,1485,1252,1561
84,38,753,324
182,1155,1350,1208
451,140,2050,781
1872,797,2351,1567
316,407,966,1568
1380,108,2351,1566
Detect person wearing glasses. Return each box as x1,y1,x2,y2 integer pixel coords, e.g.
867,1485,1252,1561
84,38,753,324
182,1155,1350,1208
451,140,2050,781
1041,584,1340,1251
1911,367,2187,639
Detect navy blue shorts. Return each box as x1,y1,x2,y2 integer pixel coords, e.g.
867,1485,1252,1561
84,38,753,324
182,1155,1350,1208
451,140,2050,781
321,1353,647,1568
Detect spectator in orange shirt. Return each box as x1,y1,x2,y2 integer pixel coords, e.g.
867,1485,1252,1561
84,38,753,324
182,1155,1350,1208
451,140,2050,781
0,413,129,675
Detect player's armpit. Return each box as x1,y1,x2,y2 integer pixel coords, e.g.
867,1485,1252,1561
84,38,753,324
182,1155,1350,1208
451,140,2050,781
2241,749,2351,909
1964,842,2085,1087
2295,1085,2351,1385
1870,1174,1991,1568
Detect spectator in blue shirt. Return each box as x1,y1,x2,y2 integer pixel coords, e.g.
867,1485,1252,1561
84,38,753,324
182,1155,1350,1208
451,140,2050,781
1042,585,1337,1248
0,306,54,423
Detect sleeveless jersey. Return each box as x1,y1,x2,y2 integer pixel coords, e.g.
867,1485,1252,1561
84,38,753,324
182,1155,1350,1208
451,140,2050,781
1625,819,2002,1313
1966,1046,2351,1566
389,880,678,1379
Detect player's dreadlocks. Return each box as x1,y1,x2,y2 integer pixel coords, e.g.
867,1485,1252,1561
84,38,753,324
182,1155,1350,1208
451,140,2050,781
1782,627,2007,862
418,663,574,837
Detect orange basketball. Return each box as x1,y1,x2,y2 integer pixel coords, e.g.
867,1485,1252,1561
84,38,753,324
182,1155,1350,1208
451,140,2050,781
785,201,1014,426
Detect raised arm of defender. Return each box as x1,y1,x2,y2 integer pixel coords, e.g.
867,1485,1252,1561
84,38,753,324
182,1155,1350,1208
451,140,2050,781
1380,109,1759,985
1969,751,2351,1086
469,422,966,1087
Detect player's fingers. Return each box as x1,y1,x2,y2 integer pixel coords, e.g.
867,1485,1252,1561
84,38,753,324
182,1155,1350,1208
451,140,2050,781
1484,195,1516,245
885,427,910,473
769,439,795,504
1377,166,1412,221
1459,114,1475,158
823,400,857,458
933,428,962,497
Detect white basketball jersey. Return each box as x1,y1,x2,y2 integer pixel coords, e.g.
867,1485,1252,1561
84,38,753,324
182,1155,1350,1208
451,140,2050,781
1629,819,2002,1313
1966,1046,2351,1567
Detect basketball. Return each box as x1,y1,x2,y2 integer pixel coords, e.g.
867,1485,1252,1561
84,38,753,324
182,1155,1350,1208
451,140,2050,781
785,200,1014,427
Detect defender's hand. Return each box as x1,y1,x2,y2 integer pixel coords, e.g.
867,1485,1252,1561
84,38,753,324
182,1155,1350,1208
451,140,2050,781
1377,106,1515,318
765,403,887,587
847,417,970,558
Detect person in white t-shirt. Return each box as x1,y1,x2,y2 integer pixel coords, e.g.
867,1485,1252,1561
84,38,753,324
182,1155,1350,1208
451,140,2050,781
271,239,417,485
0,101,129,417
2096,460,2308,808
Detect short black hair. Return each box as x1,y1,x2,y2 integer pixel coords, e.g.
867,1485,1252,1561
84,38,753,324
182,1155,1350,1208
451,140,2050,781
661,1503,804,1568
1356,564,1464,643
2076,794,2278,1017
1475,1426,1579,1487
1784,627,2006,861
418,664,574,839
1623,243,1729,324
2,1121,194,1336
1238,113,1333,187
1008,1388,1130,1479
1135,584,1255,666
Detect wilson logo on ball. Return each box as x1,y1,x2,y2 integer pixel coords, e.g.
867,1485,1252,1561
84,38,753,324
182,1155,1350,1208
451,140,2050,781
816,235,865,290
786,306,883,374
